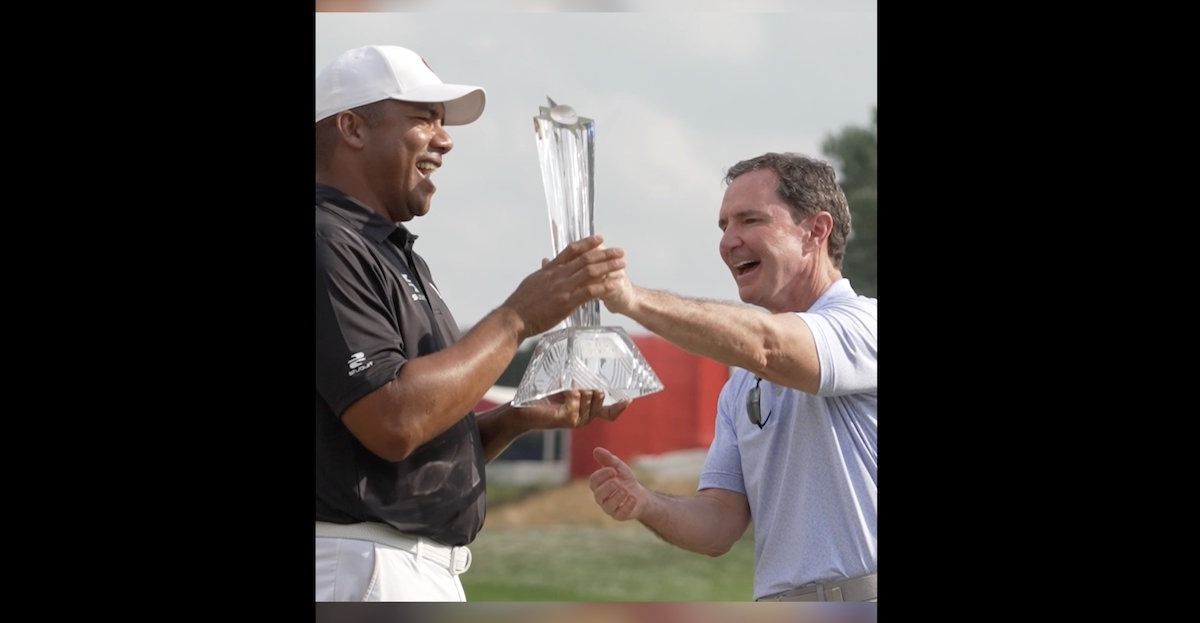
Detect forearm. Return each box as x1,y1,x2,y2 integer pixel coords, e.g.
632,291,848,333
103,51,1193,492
638,489,749,557
475,402,527,463
621,287,819,392
626,288,771,373
396,305,528,439
343,305,527,462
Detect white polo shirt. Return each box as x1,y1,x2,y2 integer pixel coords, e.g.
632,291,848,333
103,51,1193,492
698,278,877,600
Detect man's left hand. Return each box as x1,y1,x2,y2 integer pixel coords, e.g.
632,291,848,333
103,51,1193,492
513,390,630,429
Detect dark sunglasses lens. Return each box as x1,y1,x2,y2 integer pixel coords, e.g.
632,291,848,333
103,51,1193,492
746,385,760,425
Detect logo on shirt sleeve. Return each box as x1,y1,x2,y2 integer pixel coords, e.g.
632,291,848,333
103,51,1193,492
348,352,374,376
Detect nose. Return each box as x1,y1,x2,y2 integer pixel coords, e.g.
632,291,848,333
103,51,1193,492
431,122,453,154
719,227,740,257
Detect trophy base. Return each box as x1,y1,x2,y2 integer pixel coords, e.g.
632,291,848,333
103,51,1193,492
512,326,664,407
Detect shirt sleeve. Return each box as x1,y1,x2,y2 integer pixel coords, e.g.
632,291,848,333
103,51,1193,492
797,300,877,397
315,228,407,416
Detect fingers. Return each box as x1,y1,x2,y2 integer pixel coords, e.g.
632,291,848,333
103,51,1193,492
504,237,626,336
584,247,626,275
558,393,627,428
567,390,606,428
563,248,625,292
599,399,631,421
603,487,641,521
594,446,628,473
560,390,582,426
583,268,627,299
589,466,619,493
545,235,605,267
534,243,626,310
540,237,626,295
591,475,626,507
553,243,623,278
589,447,646,521
537,390,610,429
585,390,604,425
589,465,616,491
589,465,643,521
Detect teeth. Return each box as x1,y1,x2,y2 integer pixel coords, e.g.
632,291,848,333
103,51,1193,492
735,260,758,268
416,162,439,172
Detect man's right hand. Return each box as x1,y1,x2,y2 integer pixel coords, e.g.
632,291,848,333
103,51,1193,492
598,265,639,317
502,234,626,339
590,447,650,521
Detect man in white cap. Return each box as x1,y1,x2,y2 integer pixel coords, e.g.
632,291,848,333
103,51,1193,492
315,45,630,602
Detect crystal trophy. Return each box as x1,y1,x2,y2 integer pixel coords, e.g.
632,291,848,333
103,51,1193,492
512,98,664,407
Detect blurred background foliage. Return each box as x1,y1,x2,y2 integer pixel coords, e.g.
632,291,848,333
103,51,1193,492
823,105,877,299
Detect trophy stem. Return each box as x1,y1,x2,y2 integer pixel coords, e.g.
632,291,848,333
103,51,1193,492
567,299,600,329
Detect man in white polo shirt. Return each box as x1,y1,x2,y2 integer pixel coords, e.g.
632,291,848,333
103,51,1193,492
588,152,877,602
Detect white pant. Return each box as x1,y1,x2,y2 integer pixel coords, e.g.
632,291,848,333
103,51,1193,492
315,537,466,601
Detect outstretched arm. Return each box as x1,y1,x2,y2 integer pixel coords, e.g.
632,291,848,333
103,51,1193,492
602,279,821,394
589,447,750,556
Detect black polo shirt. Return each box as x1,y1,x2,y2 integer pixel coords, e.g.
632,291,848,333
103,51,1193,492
315,182,485,547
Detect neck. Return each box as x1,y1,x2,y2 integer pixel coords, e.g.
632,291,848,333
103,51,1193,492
317,166,390,222
768,262,842,314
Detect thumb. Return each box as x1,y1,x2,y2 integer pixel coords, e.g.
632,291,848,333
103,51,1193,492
593,447,627,472
541,258,550,268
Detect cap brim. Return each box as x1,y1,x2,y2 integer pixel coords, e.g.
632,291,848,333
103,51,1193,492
392,84,486,126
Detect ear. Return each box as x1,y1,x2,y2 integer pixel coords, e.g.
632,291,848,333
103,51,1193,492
808,212,834,248
334,111,369,150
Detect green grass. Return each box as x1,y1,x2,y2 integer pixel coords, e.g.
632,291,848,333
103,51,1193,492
482,482,557,508
460,525,755,601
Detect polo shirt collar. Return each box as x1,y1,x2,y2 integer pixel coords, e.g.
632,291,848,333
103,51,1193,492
315,182,419,250
809,278,854,310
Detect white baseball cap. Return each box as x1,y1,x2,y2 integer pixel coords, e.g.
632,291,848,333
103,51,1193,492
315,45,486,125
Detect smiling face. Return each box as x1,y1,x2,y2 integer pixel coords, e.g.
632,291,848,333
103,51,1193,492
360,99,453,222
718,168,816,313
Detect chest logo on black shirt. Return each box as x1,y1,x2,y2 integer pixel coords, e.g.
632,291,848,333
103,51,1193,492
399,274,428,302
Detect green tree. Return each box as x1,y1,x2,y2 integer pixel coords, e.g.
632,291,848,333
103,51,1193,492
822,106,877,298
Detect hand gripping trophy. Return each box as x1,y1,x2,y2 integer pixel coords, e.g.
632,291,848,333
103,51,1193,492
512,98,664,407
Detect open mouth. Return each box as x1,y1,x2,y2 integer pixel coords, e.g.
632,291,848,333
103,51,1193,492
416,161,440,177
733,260,760,278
